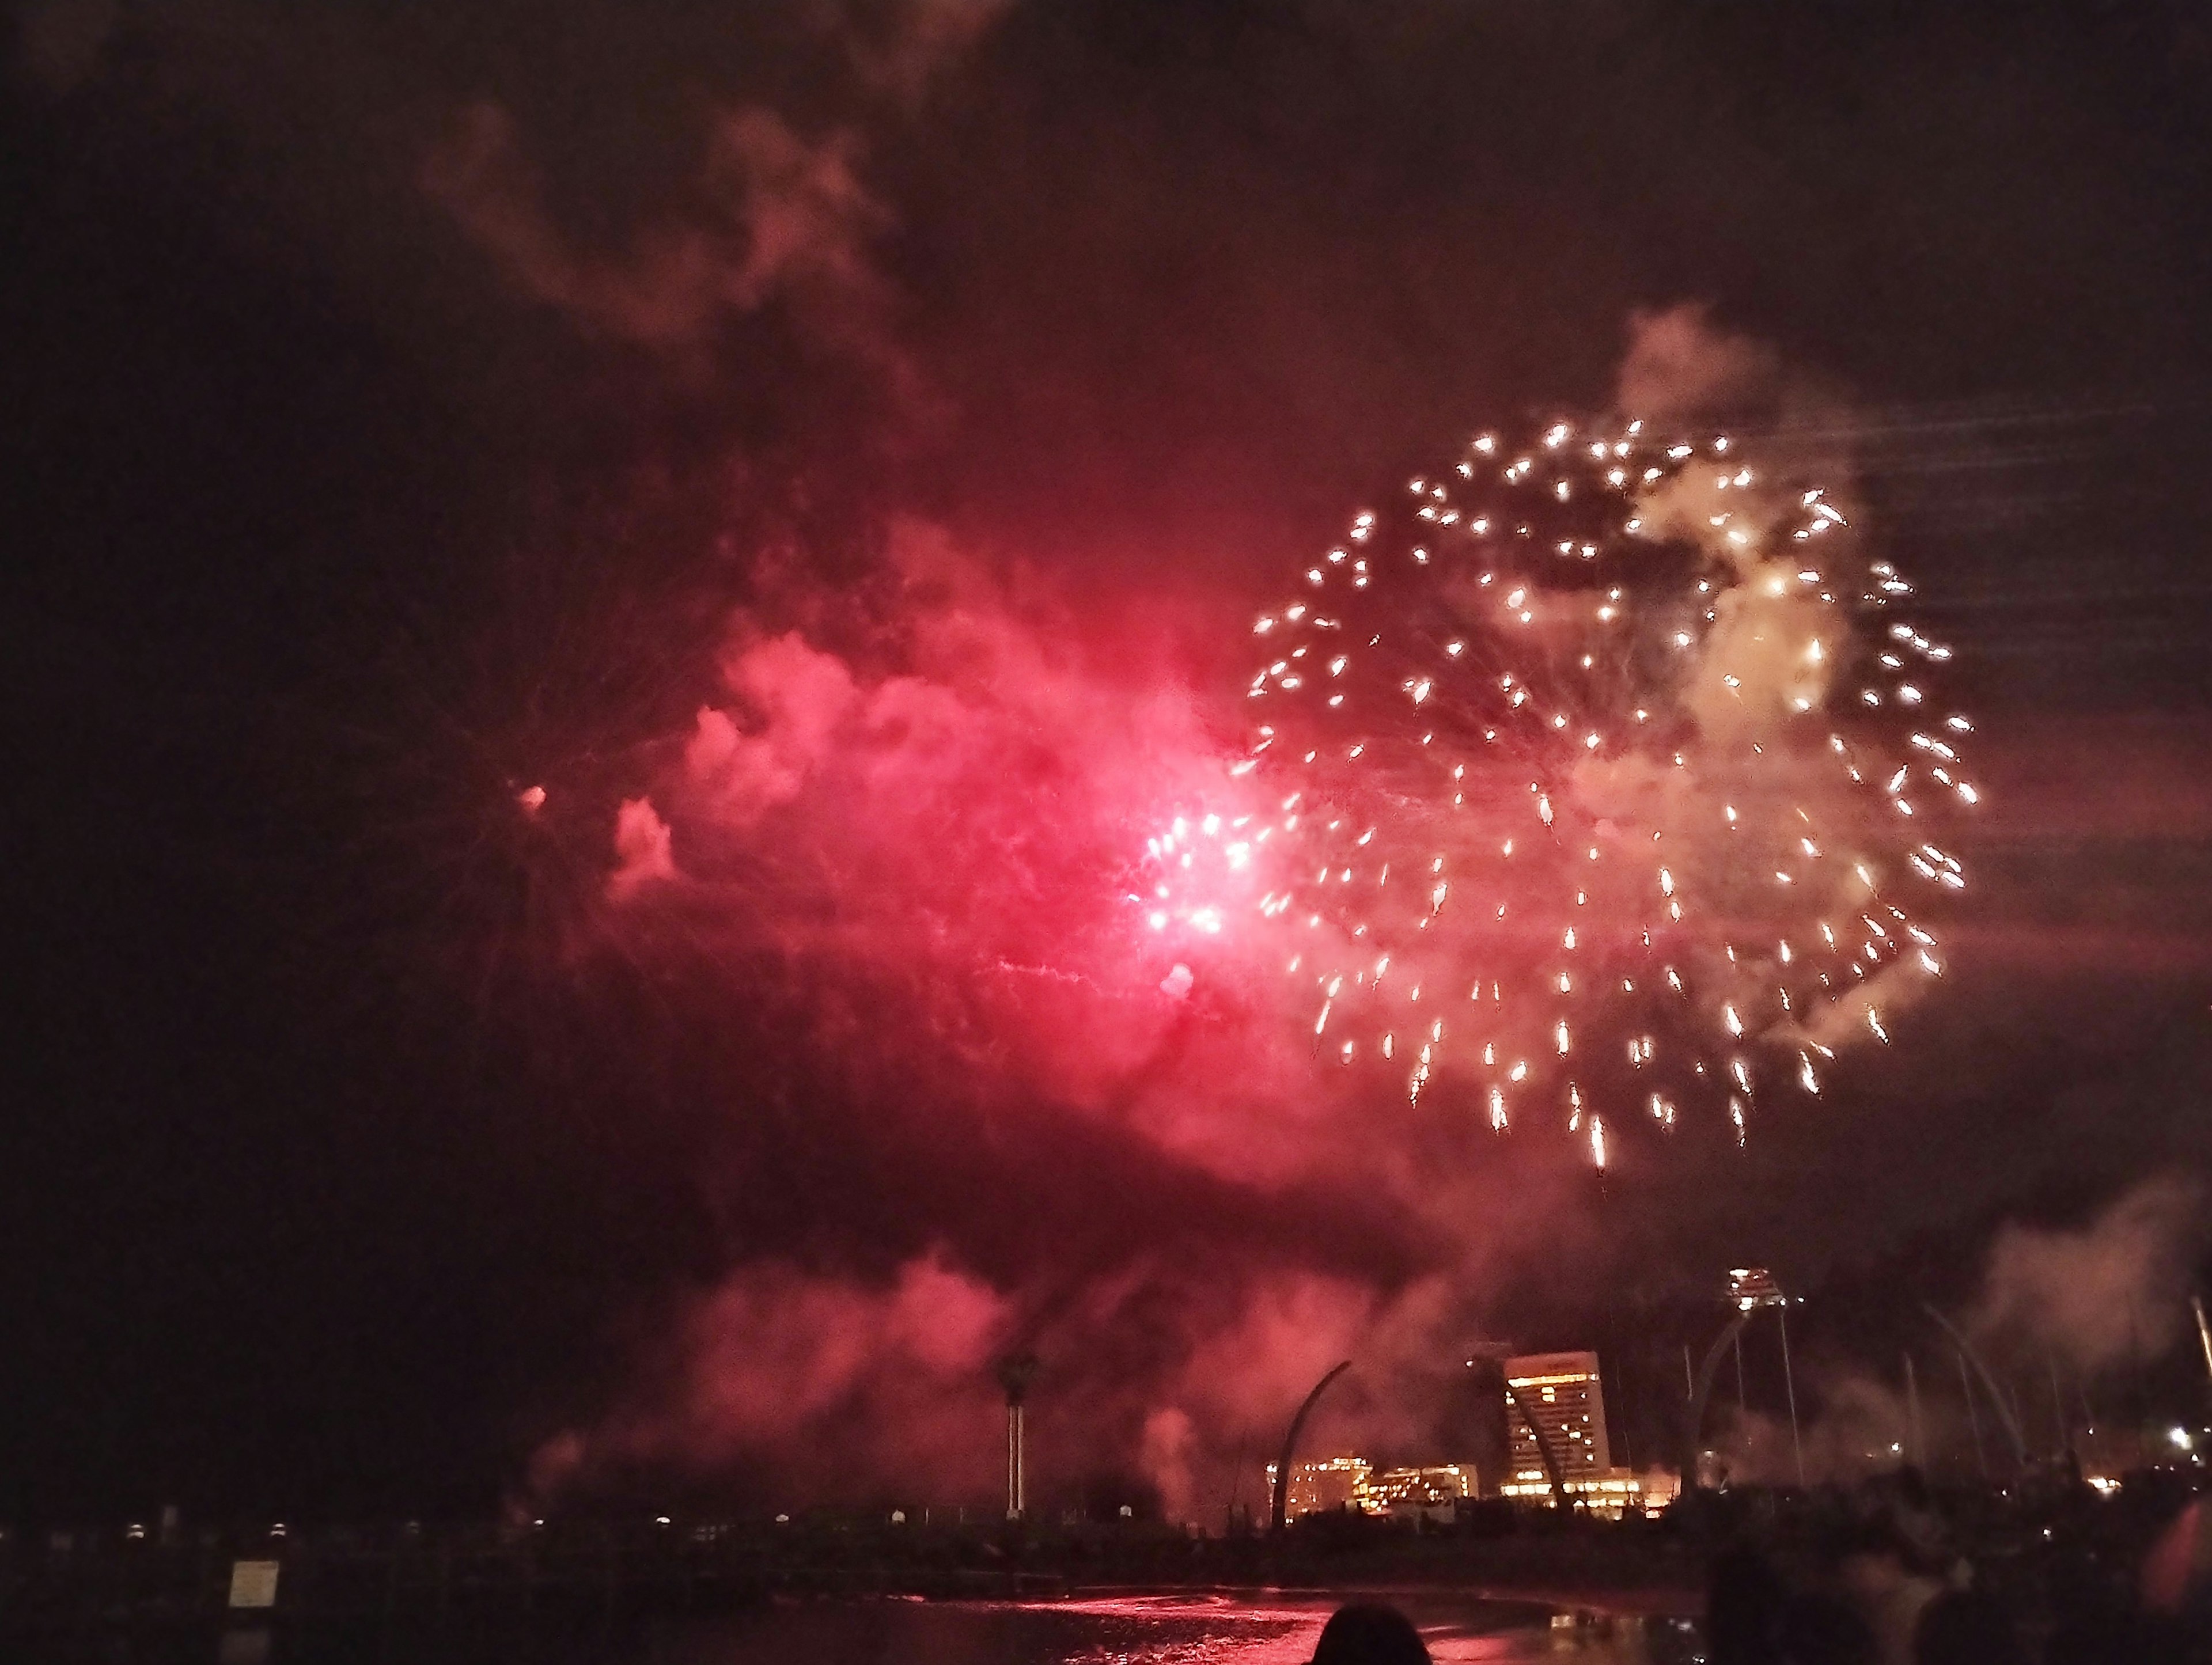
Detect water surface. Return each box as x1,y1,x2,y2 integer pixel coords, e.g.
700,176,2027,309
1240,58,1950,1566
641,1591,1678,1663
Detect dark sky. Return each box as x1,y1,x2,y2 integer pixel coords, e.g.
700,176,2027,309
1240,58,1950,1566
5,0,2212,1523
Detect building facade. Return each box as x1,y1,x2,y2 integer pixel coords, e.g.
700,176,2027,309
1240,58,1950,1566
1363,1463,1478,1522
1264,1458,1480,1520
1264,1455,1371,1518
1498,1350,1678,1518
1503,1350,1612,1489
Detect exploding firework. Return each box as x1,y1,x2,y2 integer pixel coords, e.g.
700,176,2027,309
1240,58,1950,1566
1145,419,1976,1163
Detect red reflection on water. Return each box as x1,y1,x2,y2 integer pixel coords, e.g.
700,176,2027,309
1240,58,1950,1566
997,1592,1652,1662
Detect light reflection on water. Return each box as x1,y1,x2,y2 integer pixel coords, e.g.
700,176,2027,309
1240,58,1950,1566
660,1591,1673,1664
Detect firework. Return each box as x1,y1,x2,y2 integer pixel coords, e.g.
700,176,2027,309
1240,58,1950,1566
1147,419,1976,1161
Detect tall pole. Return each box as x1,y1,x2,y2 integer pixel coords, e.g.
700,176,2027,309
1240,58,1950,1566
995,1353,1039,1522
1957,1348,1989,1482
1681,1343,1694,1401
2193,1297,2212,1389
1777,1302,1805,1488
1224,1425,1249,1533
1904,1352,1923,1470
1617,1352,1637,1474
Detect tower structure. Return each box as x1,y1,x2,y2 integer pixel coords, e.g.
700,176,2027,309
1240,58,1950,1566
995,1353,1039,1520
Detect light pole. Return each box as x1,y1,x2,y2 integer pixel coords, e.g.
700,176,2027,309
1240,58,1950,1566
1774,1292,1805,1488
1903,1351,1924,1470
996,1353,1039,1520
1683,1268,1800,1489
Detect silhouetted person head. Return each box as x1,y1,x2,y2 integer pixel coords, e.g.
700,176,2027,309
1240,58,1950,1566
1311,1602,1430,1664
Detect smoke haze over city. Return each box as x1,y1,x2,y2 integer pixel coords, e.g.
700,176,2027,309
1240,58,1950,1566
7,0,2212,1526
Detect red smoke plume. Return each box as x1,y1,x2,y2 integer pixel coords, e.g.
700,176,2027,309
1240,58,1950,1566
517,317,1938,1518
521,510,1584,1515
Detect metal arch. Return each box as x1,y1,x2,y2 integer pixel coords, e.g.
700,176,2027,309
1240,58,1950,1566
1270,1354,1580,1526
1270,1360,1354,1533
1681,1302,2031,1488
1682,1307,1757,1485
1922,1303,2028,1469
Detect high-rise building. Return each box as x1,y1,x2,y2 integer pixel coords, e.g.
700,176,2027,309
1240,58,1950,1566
1497,1351,1674,1518
1503,1351,1611,1489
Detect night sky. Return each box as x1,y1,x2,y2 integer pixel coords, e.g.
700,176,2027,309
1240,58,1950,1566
6,1,2212,1524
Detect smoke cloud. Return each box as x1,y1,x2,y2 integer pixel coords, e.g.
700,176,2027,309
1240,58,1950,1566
1709,1372,1910,1490
1970,1174,2209,1378
1616,305,1785,424
818,0,1017,104
29,0,2183,1523
12,0,2212,1533
511,500,1582,1512
522,303,1971,1510
505,285,1977,1511
424,101,915,396
529,1250,1010,1501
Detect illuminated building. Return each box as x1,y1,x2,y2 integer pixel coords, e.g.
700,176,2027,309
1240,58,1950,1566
1494,1351,1675,1518
1498,1467,1678,1518
1362,1464,1478,1522
1263,1455,1371,1518
1264,1458,1480,1521
1504,1351,1611,1486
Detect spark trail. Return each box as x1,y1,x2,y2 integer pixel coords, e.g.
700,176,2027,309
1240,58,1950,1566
1145,420,1977,1164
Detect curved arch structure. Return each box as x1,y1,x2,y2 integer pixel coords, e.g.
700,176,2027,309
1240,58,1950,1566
1270,1354,1580,1526
1682,1308,1756,1485
1683,1302,2031,1489
1922,1303,2028,1469
1270,1360,1354,1533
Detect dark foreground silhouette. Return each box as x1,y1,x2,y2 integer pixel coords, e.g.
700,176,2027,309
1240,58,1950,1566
1310,1602,1430,1665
